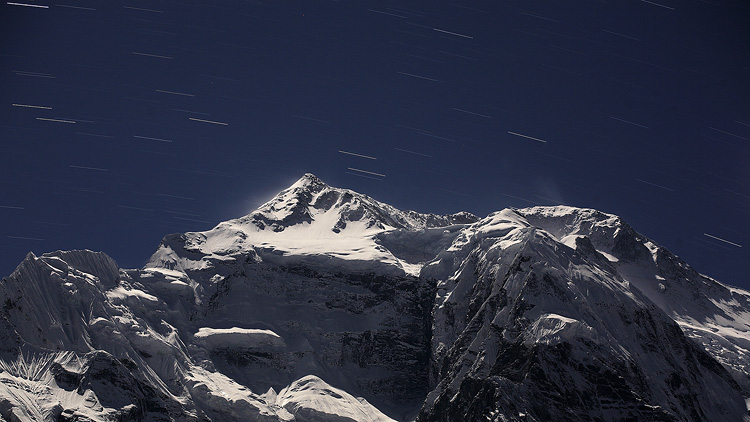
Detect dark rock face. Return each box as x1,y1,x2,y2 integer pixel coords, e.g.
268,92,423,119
75,351,178,421
610,224,652,263
184,259,437,414
419,228,748,422
0,350,193,422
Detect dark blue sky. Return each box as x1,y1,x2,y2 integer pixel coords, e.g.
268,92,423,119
2,1,749,288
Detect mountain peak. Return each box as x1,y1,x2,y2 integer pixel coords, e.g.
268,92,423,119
289,172,327,192
146,174,479,277
241,173,478,235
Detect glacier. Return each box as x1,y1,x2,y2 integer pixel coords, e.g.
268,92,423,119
0,173,748,421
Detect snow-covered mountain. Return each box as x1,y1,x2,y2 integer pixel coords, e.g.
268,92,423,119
0,174,748,421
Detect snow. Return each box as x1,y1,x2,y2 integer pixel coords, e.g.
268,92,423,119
524,313,594,346
227,206,395,262
182,370,396,422
183,365,285,421
597,250,619,262
560,234,582,249
0,352,120,422
146,173,478,277
106,286,158,303
643,240,660,263
141,267,186,279
276,375,396,422
194,327,285,350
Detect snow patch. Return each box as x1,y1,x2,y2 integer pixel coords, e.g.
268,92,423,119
194,327,285,350
524,313,594,346
560,234,581,249
276,375,396,422
597,250,619,262
106,286,158,303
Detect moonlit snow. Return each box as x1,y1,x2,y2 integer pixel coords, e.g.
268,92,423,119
0,174,748,421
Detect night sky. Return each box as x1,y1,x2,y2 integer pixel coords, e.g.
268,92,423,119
2,1,749,289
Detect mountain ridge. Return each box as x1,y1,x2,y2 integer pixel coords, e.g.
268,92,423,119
0,174,748,421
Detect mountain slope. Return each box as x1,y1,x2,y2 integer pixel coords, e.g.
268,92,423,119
420,209,747,421
0,174,747,421
516,206,750,395
146,173,477,278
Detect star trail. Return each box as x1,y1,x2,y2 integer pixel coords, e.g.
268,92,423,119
1,1,749,288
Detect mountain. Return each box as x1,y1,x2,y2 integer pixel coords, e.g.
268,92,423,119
0,173,747,421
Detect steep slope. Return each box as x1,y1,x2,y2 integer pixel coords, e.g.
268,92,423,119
419,209,748,421
516,206,750,395
0,251,199,421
